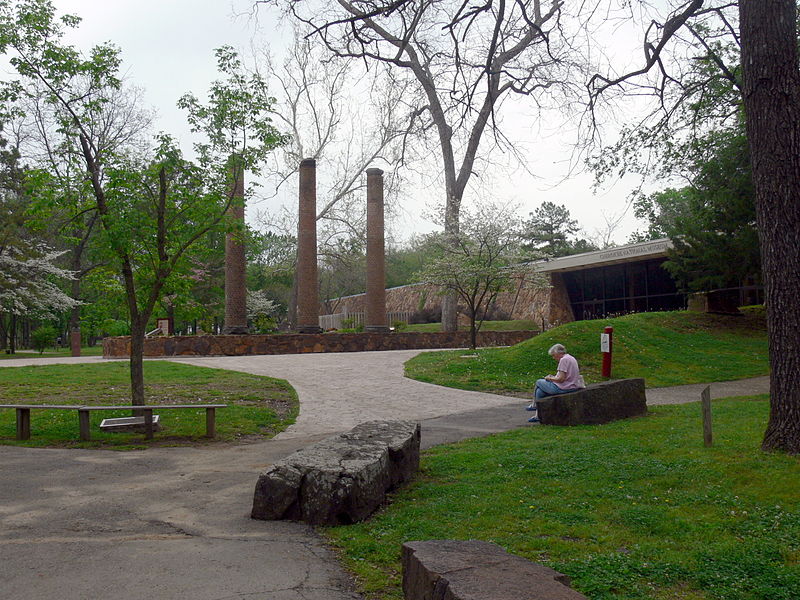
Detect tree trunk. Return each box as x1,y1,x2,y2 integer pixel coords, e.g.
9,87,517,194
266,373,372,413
740,0,800,453
469,314,477,350
9,313,16,354
441,195,461,332
70,276,82,357
0,313,6,351
129,319,147,407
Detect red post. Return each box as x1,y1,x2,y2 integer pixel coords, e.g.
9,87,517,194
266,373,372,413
601,326,613,378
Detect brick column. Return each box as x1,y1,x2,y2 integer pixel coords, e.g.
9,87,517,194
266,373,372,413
223,156,249,334
365,168,389,332
296,158,322,333
70,328,81,357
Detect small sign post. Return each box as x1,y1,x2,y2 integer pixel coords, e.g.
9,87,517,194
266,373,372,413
601,326,613,378
156,318,173,336
701,385,713,447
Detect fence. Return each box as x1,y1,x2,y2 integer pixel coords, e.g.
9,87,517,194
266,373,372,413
319,311,413,330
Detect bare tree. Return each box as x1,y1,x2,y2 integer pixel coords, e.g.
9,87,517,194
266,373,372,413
256,31,417,317
261,0,587,330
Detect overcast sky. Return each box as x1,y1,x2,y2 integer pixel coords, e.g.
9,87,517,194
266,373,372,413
44,0,652,246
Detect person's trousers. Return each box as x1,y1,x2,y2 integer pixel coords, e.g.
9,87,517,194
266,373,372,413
534,378,573,400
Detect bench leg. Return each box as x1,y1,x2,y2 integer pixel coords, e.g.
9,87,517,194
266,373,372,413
144,409,154,440
205,407,216,438
16,408,30,441
78,410,91,441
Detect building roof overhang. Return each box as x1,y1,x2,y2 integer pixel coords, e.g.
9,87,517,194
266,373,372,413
534,238,673,273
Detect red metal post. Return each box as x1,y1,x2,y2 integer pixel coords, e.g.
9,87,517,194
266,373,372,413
601,326,613,378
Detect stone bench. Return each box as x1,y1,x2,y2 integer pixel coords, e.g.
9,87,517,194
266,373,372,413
0,404,225,441
402,540,587,600
536,378,646,426
251,420,420,525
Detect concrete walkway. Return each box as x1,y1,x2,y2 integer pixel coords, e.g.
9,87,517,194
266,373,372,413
0,351,770,599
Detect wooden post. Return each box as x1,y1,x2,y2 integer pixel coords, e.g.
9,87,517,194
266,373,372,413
16,408,30,441
78,409,91,441
701,385,712,447
205,407,216,438
144,408,154,440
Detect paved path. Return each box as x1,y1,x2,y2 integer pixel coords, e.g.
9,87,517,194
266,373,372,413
0,351,770,599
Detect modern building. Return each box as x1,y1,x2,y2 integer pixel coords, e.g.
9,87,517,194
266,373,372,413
538,238,685,322
321,237,760,328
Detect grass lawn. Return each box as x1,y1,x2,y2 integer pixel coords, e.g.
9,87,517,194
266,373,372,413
0,361,297,449
326,397,800,600
0,345,104,359
405,311,768,394
400,319,539,333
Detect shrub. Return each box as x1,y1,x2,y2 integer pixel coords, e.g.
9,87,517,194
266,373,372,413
31,325,58,354
739,304,766,319
410,306,442,324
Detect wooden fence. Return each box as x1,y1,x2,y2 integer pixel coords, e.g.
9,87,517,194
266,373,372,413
319,311,413,330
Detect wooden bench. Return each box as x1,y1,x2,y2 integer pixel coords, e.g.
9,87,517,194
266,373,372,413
0,405,77,441
0,404,226,441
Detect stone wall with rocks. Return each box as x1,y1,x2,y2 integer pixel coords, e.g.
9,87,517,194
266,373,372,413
402,540,587,600
252,420,420,525
323,274,574,328
102,329,537,358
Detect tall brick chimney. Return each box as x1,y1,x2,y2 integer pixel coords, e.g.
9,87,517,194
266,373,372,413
223,156,249,334
296,158,322,333
365,168,389,332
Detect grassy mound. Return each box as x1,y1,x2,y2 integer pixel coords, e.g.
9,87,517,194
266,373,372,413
0,361,298,449
405,311,768,394
327,396,800,600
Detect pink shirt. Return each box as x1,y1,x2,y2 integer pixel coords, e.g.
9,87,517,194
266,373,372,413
555,354,581,390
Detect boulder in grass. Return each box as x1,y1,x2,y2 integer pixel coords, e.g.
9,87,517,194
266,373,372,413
536,378,647,426
402,539,587,600
251,420,420,525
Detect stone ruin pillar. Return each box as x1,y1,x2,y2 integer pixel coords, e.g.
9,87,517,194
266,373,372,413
223,156,249,334
365,168,389,332
70,328,81,357
296,158,322,333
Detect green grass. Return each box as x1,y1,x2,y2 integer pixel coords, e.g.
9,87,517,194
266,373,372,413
0,361,298,449
0,346,104,359
326,397,800,600
405,311,768,394
400,319,539,333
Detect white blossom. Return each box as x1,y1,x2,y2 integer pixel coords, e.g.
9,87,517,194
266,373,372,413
0,244,81,318
247,289,278,319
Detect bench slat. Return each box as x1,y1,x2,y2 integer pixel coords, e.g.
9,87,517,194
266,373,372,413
77,405,226,410
0,404,78,409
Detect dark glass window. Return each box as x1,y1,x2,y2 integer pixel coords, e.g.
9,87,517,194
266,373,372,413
647,261,677,295
583,268,604,300
563,272,583,303
627,262,648,297
604,265,626,299
560,257,687,321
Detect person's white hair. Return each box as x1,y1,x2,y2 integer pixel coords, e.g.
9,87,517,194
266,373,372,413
548,343,566,356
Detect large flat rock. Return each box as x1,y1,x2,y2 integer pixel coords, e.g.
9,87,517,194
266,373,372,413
537,378,647,426
402,540,587,599
252,420,420,525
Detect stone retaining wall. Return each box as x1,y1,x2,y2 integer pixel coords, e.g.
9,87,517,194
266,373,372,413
326,279,569,325
102,330,538,358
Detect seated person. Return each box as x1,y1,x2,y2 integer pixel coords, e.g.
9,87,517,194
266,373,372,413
527,343,583,423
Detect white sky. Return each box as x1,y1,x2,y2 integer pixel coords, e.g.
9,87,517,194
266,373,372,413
44,0,654,246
